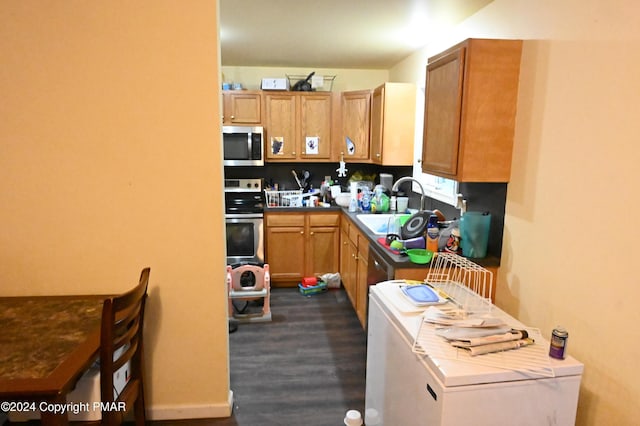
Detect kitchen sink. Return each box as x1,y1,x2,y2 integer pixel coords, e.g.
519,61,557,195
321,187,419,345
356,213,410,235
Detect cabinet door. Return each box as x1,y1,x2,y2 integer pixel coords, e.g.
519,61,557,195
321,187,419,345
223,91,262,124
307,226,339,277
422,47,465,177
340,226,358,307
341,90,371,161
265,93,297,160
369,85,384,164
300,94,332,160
355,252,369,328
266,225,305,282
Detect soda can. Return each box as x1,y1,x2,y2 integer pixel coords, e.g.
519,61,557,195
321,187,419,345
549,326,568,359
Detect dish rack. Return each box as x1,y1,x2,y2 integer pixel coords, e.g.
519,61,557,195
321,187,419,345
264,190,303,207
425,253,493,315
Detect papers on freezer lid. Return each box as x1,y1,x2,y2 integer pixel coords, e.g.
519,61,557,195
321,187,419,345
422,306,506,327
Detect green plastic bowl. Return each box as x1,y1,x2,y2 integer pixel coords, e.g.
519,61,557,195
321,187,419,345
406,249,434,264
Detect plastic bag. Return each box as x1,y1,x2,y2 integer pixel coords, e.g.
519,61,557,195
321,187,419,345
320,272,341,289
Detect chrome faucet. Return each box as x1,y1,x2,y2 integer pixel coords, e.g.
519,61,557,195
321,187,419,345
391,177,426,211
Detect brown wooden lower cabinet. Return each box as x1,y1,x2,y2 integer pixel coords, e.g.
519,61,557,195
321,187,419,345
340,215,370,328
265,211,340,286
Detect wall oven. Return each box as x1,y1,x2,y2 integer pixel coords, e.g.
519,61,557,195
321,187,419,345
224,178,264,265
223,126,264,166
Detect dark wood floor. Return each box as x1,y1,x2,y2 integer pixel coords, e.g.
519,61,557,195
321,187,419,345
218,287,367,425
3,287,367,426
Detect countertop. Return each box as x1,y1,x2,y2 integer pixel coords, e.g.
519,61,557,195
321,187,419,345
264,205,501,270
341,209,501,270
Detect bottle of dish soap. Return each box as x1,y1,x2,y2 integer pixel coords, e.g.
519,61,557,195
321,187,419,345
426,214,439,254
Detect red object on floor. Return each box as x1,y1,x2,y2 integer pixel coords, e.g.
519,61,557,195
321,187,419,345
302,277,317,287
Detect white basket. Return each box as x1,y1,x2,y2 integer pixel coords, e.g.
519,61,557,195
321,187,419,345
265,190,303,207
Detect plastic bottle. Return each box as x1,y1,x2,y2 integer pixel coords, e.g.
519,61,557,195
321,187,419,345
426,214,439,254
360,188,371,212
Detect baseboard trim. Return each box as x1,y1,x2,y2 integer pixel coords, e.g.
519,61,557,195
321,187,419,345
148,390,234,420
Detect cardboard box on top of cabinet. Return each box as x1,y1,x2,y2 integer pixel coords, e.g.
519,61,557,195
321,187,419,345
261,78,288,90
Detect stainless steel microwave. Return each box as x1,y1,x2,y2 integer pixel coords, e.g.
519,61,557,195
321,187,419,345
222,125,264,166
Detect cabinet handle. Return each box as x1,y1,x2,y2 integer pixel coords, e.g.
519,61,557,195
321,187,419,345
300,231,304,234
292,151,296,155
376,153,381,157
230,115,235,119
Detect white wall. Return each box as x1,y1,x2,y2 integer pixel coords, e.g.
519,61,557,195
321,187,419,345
391,0,640,424
0,1,231,419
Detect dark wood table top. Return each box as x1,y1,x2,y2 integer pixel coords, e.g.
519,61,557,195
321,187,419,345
0,295,105,399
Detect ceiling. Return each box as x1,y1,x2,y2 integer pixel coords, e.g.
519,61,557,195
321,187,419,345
219,0,492,69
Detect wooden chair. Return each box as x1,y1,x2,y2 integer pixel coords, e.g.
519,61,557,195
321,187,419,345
100,267,150,425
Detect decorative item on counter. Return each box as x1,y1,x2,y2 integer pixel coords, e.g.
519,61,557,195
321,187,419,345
336,153,348,177
426,214,440,254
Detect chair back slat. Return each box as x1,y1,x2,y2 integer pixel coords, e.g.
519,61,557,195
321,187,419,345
100,267,149,426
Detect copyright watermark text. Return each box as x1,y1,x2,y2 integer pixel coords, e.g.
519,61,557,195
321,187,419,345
1,401,126,415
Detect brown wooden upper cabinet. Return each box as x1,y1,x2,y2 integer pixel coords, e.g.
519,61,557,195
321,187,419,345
340,90,372,161
222,90,262,125
370,82,416,166
422,38,523,182
264,92,333,161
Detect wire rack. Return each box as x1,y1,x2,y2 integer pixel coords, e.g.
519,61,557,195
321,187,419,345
286,74,336,91
425,253,493,315
264,190,303,207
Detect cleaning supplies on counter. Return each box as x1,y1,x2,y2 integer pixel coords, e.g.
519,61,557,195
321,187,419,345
370,185,390,212
426,214,440,253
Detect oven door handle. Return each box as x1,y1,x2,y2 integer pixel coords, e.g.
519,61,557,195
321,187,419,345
225,213,264,219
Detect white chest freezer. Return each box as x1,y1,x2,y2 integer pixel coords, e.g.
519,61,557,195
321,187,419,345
365,282,583,426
